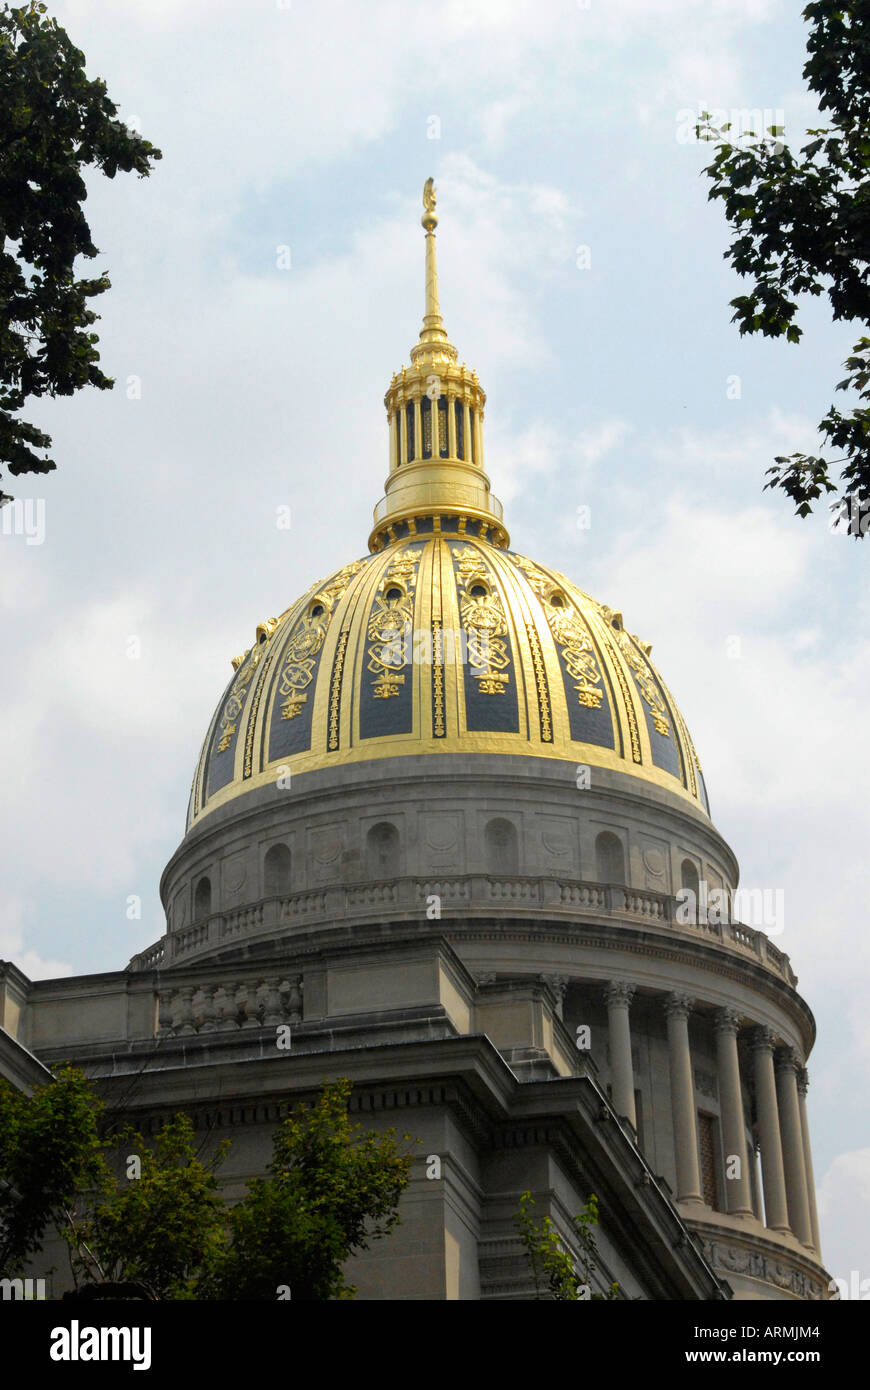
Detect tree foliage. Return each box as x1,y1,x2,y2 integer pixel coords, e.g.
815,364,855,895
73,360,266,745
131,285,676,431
515,1190,619,1300
0,1065,106,1277
698,2,870,533
210,1077,414,1301
2,1069,412,1300
63,1114,229,1301
0,0,161,502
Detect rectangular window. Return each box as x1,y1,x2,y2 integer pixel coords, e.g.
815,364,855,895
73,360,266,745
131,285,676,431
698,1112,720,1210
421,397,432,458
405,403,415,461
455,400,464,459
438,395,449,458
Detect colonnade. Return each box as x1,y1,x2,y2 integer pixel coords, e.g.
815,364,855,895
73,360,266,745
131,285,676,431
601,982,820,1252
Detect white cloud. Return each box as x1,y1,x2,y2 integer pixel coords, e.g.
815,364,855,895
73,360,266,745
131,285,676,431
0,899,72,981
818,1150,870,1288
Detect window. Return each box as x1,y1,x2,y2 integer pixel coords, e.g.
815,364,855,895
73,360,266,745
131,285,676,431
681,858,700,896
421,396,432,458
366,822,400,878
485,818,519,875
194,876,211,920
264,843,292,897
405,402,415,461
680,859,700,922
595,831,625,884
469,408,476,463
698,1112,720,1210
438,394,449,457
454,400,465,459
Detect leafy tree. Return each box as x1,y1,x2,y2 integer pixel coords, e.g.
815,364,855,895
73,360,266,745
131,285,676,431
0,0,161,503
698,2,870,534
210,1078,414,1301
515,1190,619,1300
3,1070,413,1300
63,1114,229,1301
0,1065,106,1277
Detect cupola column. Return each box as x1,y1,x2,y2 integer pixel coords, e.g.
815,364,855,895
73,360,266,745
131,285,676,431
797,1068,821,1253
713,1008,753,1217
663,993,703,1205
775,1047,814,1248
751,1027,791,1233
603,980,636,1130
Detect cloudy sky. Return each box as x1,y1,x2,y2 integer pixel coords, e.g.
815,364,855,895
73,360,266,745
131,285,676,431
2,0,867,1285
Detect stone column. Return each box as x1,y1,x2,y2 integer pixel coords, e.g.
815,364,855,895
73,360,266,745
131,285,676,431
604,981,637,1129
797,1068,821,1254
664,993,703,1205
775,1047,813,1247
751,1027,790,1233
713,1007,753,1216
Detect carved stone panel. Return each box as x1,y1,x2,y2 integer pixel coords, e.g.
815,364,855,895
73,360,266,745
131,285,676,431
422,811,463,872
308,823,345,884
222,851,248,904
639,834,669,891
537,814,577,874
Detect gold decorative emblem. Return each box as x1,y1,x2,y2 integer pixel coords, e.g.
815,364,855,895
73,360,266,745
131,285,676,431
217,650,262,753
600,604,670,737
366,547,419,698
277,559,366,721
279,619,327,719
549,606,604,709
453,546,510,695
509,554,603,711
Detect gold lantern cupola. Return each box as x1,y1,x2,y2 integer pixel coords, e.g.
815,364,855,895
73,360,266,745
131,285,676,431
368,179,509,552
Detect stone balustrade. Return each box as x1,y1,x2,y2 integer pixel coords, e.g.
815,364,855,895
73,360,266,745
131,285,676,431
157,974,302,1037
127,873,795,986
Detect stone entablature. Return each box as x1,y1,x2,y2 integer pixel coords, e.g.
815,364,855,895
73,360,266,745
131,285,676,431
690,1220,831,1301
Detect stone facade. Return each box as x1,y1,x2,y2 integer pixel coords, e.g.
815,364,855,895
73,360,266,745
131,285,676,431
0,753,828,1300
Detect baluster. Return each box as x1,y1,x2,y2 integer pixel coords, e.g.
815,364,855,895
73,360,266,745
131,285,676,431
157,990,174,1038
287,975,303,1023
241,979,263,1028
199,984,217,1032
174,986,195,1036
263,979,283,1027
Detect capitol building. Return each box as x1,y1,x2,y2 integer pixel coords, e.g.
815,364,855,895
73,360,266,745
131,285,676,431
0,183,829,1301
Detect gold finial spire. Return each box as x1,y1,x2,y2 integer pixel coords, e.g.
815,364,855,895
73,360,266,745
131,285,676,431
419,177,447,347
368,180,508,553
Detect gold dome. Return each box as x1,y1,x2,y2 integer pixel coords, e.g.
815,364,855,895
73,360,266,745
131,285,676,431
186,182,707,829
187,534,707,830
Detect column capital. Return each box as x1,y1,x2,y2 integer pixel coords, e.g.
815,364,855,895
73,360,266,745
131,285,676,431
663,991,693,1021
604,979,636,1009
775,1045,803,1075
751,1024,777,1053
540,974,568,1004
797,1066,810,1097
713,1006,742,1037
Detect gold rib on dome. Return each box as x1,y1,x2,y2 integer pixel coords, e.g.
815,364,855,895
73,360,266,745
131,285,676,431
368,179,509,553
